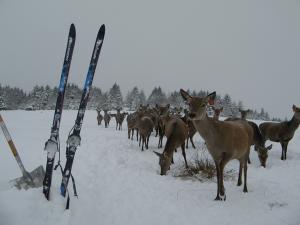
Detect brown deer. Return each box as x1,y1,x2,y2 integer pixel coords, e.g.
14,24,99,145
103,110,111,128
156,104,170,148
115,109,127,130
182,109,196,149
154,114,189,175
136,112,154,151
96,109,103,125
180,89,253,200
212,107,223,121
127,112,139,140
259,105,300,161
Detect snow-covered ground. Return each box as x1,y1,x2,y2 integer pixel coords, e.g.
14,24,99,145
0,110,299,225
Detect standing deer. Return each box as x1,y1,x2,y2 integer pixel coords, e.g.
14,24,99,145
182,109,196,149
154,114,189,175
115,109,127,130
103,110,111,128
156,104,170,148
180,89,253,200
259,105,300,161
96,109,103,125
136,112,154,151
127,112,139,140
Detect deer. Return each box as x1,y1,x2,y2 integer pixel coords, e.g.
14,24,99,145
156,104,170,148
127,112,139,140
96,109,103,125
212,106,223,121
182,109,196,149
136,111,154,151
103,110,111,128
259,105,300,161
115,109,127,130
154,114,189,175
180,89,254,201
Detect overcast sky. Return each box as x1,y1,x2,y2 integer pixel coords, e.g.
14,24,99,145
0,0,299,119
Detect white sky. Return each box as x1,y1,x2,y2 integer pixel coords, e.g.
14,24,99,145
0,0,299,119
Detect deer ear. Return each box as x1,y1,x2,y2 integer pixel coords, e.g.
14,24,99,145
206,91,216,105
153,151,162,157
267,144,272,151
180,89,192,101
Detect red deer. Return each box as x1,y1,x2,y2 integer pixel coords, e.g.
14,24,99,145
156,104,170,148
115,109,127,130
96,109,103,125
136,112,154,151
259,105,300,161
127,112,139,140
182,109,196,149
154,114,189,175
103,110,111,128
180,89,253,200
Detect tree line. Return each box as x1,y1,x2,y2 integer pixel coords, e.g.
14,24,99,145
0,83,281,121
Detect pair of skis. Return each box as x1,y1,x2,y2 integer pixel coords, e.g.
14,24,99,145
42,24,105,208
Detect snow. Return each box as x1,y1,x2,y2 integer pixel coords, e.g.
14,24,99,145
0,111,300,225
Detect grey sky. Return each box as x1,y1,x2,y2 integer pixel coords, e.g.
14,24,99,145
0,0,299,119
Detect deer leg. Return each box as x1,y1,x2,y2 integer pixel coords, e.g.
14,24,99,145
141,136,145,151
181,144,188,169
219,153,231,200
214,160,222,201
139,135,141,147
283,142,288,160
280,142,285,160
243,156,248,193
237,160,243,186
146,136,148,149
247,155,251,164
186,137,189,149
190,136,196,149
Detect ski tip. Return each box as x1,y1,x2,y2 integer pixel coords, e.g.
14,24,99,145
70,24,76,37
98,24,105,39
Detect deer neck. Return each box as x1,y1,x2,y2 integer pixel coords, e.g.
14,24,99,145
192,114,218,142
288,116,300,130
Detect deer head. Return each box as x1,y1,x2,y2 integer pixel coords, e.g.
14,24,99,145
293,105,300,120
180,89,216,120
154,151,172,175
256,144,272,168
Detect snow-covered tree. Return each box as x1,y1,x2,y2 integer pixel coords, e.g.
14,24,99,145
147,86,167,106
0,95,7,110
107,83,123,110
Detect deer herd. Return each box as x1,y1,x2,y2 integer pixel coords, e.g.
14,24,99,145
96,90,300,201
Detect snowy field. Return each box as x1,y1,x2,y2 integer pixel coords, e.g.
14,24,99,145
0,110,300,225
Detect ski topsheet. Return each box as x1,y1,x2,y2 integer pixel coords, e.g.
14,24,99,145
43,24,76,200
60,24,105,199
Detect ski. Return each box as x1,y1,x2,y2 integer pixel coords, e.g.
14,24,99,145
60,24,105,201
43,24,76,200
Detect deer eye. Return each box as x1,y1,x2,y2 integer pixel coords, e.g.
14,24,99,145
201,103,206,107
